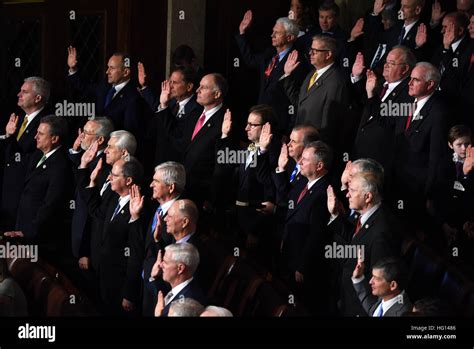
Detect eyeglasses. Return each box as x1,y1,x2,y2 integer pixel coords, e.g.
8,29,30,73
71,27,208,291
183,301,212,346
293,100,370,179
109,171,123,178
83,130,97,136
308,48,330,55
246,122,264,128
384,60,407,67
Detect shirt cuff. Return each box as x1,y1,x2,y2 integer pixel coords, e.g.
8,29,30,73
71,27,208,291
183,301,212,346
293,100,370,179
351,74,362,84
69,148,81,154
275,167,285,174
351,275,365,284
328,214,339,225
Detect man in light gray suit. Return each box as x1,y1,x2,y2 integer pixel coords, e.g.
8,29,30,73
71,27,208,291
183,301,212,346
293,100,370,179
280,35,350,145
352,256,413,317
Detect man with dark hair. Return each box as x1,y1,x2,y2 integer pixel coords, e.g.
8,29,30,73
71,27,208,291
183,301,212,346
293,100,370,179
4,115,72,264
352,256,413,316
171,44,206,85
66,47,145,138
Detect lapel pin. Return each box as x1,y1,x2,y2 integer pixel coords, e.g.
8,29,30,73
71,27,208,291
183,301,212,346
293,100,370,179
207,124,211,127
121,210,124,214
43,165,46,169
365,224,369,229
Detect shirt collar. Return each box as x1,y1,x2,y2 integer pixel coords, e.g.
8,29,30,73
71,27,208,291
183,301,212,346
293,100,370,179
176,232,195,244
24,107,44,127
278,47,291,62
451,36,464,52
202,104,223,124
376,291,406,316
112,80,129,94
359,203,381,227
159,197,179,216
167,277,193,305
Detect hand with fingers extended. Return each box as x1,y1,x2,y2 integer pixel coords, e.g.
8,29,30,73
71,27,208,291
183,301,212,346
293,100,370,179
239,10,253,35
129,184,144,220
5,113,19,137
72,128,83,152
80,140,99,169
416,23,428,48
463,145,474,175
352,248,365,279
341,160,353,190
150,249,163,279
221,109,232,138
443,22,456,49
278,143,290,172
259,122,273,151
373,0,385,16
67,46,78,72
284,50,300,76
365,69,378,98
349,18,364,42
137,62,147,88
3,231,24,238
154,291,165,317
327,185,343,218
122,298,136,312
159,80,172,108
89,157,103,187
431,0,445,27
352,52,365,78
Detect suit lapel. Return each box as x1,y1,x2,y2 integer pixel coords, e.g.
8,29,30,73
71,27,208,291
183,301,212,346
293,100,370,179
300,66,334,103
406,97,433,135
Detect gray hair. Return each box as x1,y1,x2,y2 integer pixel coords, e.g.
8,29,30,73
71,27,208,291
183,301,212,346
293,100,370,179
415,62,441,88
174,199,199,226
201,305,233,317
209,73,228,98
353,158,385,193
24,77,51,104
110,130,137,155
276,17,300,37
169,298,204,317
352,172,382,205
90,117,114,139
40,115,68,143
154,161,186,194
391,45,417,69
305,140,333,170
165,243,200,275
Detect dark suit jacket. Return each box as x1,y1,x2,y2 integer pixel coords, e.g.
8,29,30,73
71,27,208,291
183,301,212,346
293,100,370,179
69,151,108,258
235,34,310,134
1,108,47,229
67,74,145,138
353,280,413,317
353,77,413,173
82,187,145,309
276,175,331,278
161,278,206,316
394,93,448,197
282,64,350,145
328,206,400,316
15,148,72,257
181,106,225,205
150,94,203,165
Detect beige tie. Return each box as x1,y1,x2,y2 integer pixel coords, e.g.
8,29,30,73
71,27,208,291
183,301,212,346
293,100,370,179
16,116,29,141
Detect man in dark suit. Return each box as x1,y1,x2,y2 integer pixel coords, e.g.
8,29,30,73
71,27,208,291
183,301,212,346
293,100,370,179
82,157,145,316
275,141,333,315
4,115,72,264
215,105,279,263
68,117,113,262
137,64,202,164
154,243,206,317
353,46,416,182
327,172,400,316
352,256,413,316
393,62,448,227
180,73,227,208
128,161,186,316
236,11,309,134
281,35,350,146
66,46,145,138
0,77,50,231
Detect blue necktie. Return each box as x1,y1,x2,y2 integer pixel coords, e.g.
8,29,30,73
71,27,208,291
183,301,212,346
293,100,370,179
398,27,406,44
150,206,162,234
111,200,121,221
289,165,299,183
377,304,384,317
104,86,116,108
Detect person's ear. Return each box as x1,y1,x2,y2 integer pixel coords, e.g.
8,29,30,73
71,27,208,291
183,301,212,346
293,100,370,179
186,82,194,93
126,177,133,187
51,135,60,145
389,280,398,292
97,136,105,146
448,142,454,150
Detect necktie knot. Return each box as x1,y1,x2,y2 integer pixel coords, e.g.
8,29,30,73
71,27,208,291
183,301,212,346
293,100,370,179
191,112,206,140
17,116,29,141
111,200,121,221
379,83,389,99
265,55,279,78
377,304,384,317
36,153,47,168
104,86,116,108
307,70,318,91
289,165,299,183
164,292,174,304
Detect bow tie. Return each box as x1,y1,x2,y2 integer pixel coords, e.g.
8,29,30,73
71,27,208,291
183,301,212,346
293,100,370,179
247,143,258,152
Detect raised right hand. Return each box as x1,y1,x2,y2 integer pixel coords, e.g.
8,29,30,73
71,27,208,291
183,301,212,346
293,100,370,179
138,62,147,87
239,10,253,35
221,109,232,137
159,80,172,108
349,18,364,42
151,249,163,279
5,113,19,137
284,50,300,76
67,46,78,71
415,23,427,48
278,142,289,171
352,52,365,78
89,157,103,185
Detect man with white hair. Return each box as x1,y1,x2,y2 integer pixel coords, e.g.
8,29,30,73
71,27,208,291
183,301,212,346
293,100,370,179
168,298,204,317
200,305,233,317
152,243,206,317
236,11,310,134
1,77,51,231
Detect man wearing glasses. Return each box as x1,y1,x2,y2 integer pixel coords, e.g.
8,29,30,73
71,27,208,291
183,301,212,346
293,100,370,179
281,35,350,147
353,45,416,190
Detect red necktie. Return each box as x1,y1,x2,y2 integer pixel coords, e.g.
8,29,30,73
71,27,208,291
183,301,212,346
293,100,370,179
353,218,362,239
297,186,308,204
191,112,206,140
379,83,388,99
405,101,417,131
264,55,278,78
469,53,474,72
